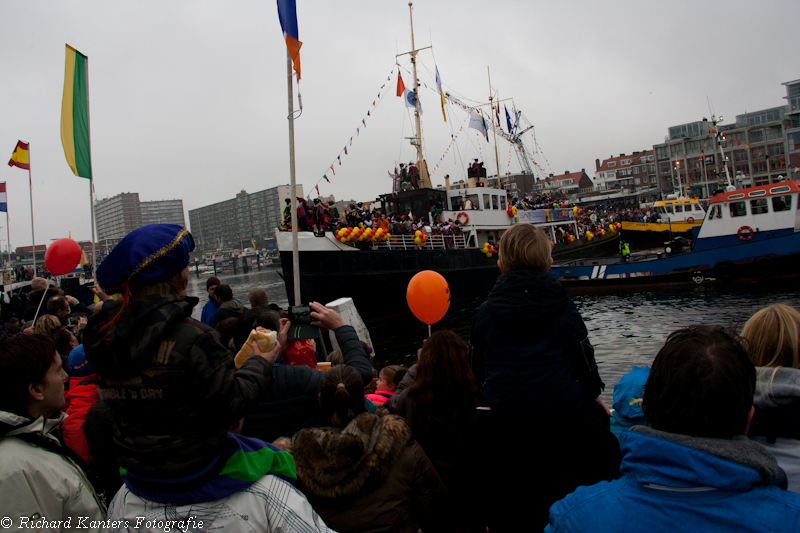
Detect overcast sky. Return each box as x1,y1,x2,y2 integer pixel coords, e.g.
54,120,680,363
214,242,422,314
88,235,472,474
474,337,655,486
2,0,798,249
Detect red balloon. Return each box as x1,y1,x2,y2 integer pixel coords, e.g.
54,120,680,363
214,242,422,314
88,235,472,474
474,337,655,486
45,238,82,276
407,270,450,325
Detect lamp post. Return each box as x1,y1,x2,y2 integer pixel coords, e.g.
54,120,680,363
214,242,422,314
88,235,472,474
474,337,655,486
674,160,683,198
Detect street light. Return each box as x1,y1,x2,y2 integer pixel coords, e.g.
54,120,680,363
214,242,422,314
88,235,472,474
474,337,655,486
674,160,683,198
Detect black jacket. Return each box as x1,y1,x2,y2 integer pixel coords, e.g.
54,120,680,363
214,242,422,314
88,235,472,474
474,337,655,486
83,294,273,485
470,269,604,416
242,325,373,443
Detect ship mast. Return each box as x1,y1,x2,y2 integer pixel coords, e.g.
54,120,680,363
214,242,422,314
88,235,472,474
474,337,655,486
488,67,501,187
405,2,431,189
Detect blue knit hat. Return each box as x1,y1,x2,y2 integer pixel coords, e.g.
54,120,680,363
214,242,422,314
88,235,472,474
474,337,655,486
97,224,195,294
612,366,650,420
67,344,92,377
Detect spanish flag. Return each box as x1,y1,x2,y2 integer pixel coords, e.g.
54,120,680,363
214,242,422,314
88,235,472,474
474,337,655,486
277,0,302,80
8,140,29,170
60,44,92,180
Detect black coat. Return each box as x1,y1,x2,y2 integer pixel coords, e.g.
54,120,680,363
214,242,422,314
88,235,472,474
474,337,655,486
469,269,604,416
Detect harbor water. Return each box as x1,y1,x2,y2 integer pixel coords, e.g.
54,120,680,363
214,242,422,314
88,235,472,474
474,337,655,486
187,265,799,406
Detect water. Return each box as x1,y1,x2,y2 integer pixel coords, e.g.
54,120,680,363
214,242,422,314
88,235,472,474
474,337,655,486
186,266,800,406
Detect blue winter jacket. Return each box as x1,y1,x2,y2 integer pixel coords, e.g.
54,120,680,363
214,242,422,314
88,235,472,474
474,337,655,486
546,427,800,533
469,269,603,415
200,298,220,326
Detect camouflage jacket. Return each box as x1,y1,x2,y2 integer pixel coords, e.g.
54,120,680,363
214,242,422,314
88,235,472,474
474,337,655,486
84,294,273,485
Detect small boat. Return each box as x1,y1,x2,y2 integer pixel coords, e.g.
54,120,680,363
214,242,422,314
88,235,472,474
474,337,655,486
621,197,705,244
552,180,800,291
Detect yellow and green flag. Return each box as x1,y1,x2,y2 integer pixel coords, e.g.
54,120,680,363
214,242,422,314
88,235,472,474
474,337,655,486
60,44,92,180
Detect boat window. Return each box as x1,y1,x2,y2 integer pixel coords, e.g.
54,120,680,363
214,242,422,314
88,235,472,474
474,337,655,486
483,194,491,210
748,190,766,197
399,198,412,215
772,195,792,212
451,197,461,211
694,205,703,211
491,195,499,210
770,185,792,194
708,205,722,219
728,193,745,200
729,201,747,217
466,194,479,209
750,198,768,215
412,196,425,214
665,206,674,214
500,196,507,210
674,205,683,213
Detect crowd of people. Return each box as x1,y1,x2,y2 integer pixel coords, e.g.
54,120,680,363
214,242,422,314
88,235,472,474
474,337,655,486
2,222,800,532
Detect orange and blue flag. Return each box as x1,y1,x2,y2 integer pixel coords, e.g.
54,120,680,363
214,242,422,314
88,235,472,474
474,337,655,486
277,0,302,80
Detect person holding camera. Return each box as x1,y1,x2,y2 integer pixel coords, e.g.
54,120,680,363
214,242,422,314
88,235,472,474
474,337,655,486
241,301,374,444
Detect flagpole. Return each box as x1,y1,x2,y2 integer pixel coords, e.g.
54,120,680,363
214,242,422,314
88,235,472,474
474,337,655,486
287,49,301,305
27,147,37,277
488,67,501,187
85,55,98,279
6,211,10,268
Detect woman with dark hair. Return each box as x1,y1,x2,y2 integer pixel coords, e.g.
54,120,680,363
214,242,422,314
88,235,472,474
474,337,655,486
388,330,484,532
274,365,446,533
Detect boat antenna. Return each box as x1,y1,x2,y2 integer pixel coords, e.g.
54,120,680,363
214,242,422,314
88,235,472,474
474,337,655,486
707,98,734,191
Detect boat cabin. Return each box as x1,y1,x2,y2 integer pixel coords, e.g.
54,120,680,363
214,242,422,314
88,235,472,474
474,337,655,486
694,180,800,249
378,188,447,221
654,198,705,223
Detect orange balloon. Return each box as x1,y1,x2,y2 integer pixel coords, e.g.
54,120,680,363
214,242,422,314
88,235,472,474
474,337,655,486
406,270,450,325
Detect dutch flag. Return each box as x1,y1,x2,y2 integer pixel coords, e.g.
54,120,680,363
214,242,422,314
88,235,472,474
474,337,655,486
0,182,7,213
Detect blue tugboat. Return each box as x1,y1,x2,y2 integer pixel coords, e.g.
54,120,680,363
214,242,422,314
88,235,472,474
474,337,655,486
553,179,800,291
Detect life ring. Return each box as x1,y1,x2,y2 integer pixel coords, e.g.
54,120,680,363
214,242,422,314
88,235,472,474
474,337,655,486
737,226,754,241
686,217,694,223
457,211,469,225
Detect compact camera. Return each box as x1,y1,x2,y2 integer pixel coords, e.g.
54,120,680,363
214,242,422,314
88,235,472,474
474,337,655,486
288,306,312,324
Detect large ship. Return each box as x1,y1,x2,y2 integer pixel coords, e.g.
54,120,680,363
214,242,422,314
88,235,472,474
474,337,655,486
277,3,618,318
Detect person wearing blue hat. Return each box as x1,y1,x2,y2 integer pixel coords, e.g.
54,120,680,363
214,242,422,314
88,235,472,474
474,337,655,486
609,366,650,439
83,225,331,530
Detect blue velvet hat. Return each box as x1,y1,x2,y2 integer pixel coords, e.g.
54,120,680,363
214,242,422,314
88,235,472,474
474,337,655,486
612,365,650,420
68,344,92,377
97,224,195,294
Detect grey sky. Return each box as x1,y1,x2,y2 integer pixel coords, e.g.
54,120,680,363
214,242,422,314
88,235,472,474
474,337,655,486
2,0,798,249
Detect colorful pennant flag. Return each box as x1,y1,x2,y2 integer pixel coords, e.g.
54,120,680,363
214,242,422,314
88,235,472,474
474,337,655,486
505,105,514,135
277,0,302,79
0,182,7,213
435,65,446,122
469,110,488,141
8,141,29,170
323,174,330,183
397,71,406,97
404,87,422,114
60,45,92,180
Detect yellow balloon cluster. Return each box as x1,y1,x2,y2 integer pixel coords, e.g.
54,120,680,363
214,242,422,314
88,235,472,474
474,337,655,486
585,231,594,241
336,227,390,242
482,242,497,258
414,230,429,246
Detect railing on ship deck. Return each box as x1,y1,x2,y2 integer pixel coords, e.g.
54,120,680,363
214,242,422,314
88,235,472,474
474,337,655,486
366,233,468,250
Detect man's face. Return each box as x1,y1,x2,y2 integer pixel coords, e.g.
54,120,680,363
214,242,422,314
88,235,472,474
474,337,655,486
208,284,218,298
57,302,70,320
38,352,67,417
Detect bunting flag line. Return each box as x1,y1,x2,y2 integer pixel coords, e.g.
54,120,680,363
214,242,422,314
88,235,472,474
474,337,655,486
315,184,320,195
435,65,446,122
0,182,7,213
60,45,92,180
8,140,30,170
277,0,302,79
323,174,330,183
